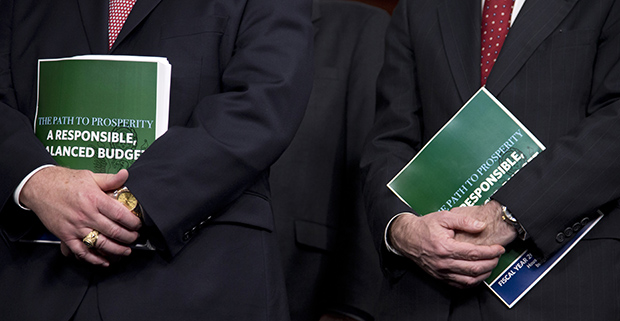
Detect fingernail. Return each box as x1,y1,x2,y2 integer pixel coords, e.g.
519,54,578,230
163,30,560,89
124,249,131,256
474,220,485,228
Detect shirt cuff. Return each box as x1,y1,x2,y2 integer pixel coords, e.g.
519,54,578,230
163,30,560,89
384,212,415,256
13,164,56,211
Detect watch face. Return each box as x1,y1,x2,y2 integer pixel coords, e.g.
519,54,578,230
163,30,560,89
118,192,138,212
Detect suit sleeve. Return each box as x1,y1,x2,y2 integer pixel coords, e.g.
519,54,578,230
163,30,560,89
493,2,620,260
0,0,56,217
126,0,313,257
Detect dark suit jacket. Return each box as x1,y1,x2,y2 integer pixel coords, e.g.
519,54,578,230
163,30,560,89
361,0,620,320
0,0,312,320
269,1,388,320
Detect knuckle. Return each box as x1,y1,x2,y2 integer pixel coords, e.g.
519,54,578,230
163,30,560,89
458,216,472,227
467,249,481,260
429,242,443,253
110,209,123,223
433,260,449,271
74,213,90,227
75,189,96,206
83,190,98,203
74,249,89,260
109,203,127,222
449,207,463,214
95,236,108,249
436,246,452,258
106,225,122,240
469,264,485,276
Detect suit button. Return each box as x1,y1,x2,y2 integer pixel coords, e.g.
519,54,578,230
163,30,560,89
572,222,582,232
556,232,565,243
183,232,191,241
563,227,573,238
199,216,212,228
580,217,590,226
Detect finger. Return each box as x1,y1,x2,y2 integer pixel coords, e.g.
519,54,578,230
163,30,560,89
96,194,142,232
91,233,132,257
435,256,500,278
418,260,492,288
446,240,505,261
60,242,71,257
442,214,487,234
443,270,493,289
64,239,110,267
92,169,129,192
91,213,141,245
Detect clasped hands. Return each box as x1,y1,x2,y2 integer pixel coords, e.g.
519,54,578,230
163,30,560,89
389,200,517,288
20,167,142,267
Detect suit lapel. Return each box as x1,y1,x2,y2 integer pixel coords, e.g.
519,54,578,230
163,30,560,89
438,0,481,103
486,0,580,94
111,0,162,52
76,0,108,54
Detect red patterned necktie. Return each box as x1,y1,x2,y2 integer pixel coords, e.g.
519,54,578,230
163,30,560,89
109,0,137,49
481,0,515,86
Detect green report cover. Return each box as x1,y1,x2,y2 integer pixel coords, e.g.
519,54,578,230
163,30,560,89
388,87,545,214
388,87,554,307
29,55,171,250
35,55,171,173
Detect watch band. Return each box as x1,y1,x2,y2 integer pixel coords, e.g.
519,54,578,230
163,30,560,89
501,205,528,240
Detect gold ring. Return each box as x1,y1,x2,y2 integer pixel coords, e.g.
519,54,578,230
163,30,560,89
82,230,100,249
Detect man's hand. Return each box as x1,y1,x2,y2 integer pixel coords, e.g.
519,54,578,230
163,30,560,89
389,212,505,288
20,167,142,267
452,200,518,247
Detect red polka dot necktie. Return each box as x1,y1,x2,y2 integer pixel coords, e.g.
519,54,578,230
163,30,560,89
109,0,137,49
481,0,515,86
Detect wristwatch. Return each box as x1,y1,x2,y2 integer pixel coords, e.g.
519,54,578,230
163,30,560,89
501,205,528,240
114,186,143,220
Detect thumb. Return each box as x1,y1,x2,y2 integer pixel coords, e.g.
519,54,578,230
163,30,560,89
92,169,129,192
443,214,486,234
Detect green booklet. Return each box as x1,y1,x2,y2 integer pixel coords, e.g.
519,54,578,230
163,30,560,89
388,87,587,307
388,87,545,214
28,55,172,249
35,55,171,173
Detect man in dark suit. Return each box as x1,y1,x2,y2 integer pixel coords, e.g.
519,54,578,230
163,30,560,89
361,0,620,319
0,0,312,320
270,1,389,320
